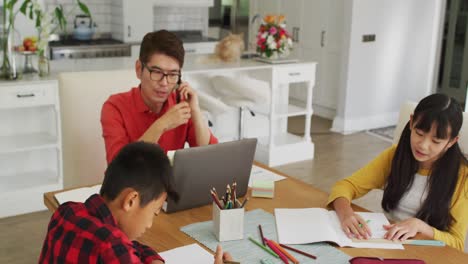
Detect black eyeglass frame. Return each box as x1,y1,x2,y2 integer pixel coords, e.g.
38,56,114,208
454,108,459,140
141,62,181,84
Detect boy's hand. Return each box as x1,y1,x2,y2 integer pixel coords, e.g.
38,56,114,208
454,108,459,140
214,244,233,264
151,260,164,264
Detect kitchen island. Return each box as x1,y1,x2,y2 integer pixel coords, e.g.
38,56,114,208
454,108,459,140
42,55,316,188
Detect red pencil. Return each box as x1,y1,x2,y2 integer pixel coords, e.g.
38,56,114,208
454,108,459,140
264,239,289,264
210,190,223,210
279,243,317,260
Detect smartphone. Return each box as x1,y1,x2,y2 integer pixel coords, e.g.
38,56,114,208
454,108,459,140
175,74,182,103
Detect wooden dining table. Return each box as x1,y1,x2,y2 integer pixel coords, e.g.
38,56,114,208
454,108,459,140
44,162,468,264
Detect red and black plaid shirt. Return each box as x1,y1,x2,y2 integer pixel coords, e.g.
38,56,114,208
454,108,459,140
39,194,164,263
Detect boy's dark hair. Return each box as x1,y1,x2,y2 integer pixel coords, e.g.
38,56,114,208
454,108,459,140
139,30,185,67
100,142,179,207
382,93,467,231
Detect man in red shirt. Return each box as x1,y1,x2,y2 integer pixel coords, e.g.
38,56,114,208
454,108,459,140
39,142,232,263
101,30,218,164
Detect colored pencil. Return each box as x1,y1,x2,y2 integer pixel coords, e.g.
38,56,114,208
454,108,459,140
248,236,279,258
280,244,317,260
264,238,289,264
270,240,299,264
210,190,223,210
258,224,266,246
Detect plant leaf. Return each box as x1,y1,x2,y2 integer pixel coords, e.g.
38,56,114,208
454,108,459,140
35,10,41,28
77,0,90,16
6,0,18,10
54,6,67,31
28,4,33,20
19,0,30,15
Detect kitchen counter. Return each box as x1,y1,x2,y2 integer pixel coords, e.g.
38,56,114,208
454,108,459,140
48,54,293,74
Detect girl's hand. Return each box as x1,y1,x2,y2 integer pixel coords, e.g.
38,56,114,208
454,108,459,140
383,217,425,241
339,211,372,239
333,197,371,239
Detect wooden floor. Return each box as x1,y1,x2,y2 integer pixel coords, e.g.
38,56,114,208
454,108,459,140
0,116,391,263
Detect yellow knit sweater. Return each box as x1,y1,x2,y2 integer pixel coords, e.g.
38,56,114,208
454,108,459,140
327,145,468,251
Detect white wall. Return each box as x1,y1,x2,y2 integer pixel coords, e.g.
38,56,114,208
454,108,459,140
332,0,444,134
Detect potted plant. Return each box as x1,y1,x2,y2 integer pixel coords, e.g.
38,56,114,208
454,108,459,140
1,0,91,79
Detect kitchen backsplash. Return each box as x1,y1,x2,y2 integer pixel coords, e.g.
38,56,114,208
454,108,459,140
43,1,209,40
44,0,112,35
153,6,209,35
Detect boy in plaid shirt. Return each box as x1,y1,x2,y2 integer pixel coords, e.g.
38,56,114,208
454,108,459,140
39,142,232,263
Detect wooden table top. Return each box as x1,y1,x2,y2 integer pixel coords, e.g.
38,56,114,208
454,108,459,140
44,163,468,264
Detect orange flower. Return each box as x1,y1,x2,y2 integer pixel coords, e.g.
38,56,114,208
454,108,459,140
264,14,277,24
278,15,285,24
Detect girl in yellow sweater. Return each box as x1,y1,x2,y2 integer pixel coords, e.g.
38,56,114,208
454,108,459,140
328,94,468,251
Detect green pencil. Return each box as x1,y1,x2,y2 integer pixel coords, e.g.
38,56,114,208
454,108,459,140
248,236,279,258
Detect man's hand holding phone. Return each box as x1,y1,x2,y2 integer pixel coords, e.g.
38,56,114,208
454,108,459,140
176,81,200,112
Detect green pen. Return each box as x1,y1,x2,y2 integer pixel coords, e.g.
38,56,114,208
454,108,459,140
359,219,371,228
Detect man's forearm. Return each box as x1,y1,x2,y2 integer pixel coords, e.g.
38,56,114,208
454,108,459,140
139,120,165,143
191,109,211,146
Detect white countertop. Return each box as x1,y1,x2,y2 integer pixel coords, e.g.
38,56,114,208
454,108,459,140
49,54,311,74
0,53,313,84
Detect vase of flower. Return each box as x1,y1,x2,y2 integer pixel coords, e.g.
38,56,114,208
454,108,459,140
0,6,22,80
38,50,49,77
256,14,293,60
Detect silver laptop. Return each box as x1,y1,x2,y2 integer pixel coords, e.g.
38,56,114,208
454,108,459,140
163,138,257,213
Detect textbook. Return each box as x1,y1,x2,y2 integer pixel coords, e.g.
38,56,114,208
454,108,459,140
274,208,404,249
54,184,102,205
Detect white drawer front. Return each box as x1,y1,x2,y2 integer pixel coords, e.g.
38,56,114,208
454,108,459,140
0,84,55,108
276,65,313,84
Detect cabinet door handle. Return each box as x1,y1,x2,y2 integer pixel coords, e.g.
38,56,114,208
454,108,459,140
128,25,131,38
321,30,326,47
186,49,196,53
16,93,35,98
289,72,301,76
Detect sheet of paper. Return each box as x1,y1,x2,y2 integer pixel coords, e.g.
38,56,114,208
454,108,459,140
328,211,404,249
249,165,286,187
275,208,339,245
159,243,214,264
275,208,404,249
54,185,102,205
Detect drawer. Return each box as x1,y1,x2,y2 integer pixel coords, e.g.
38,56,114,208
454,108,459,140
275,64,315,84
0,83,56,108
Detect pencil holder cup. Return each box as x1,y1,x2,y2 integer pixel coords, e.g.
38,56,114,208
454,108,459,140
212,203,244,241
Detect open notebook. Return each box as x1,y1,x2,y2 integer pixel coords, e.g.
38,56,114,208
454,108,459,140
54,185,102,205
159,244,213,263
275,208,404,249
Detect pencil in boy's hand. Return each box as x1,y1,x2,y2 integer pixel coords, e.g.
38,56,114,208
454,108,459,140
279,243,317,260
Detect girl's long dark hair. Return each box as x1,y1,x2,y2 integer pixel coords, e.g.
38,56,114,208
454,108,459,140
382,94,467,230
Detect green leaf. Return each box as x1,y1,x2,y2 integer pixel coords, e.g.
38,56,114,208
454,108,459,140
28,5,33,20
6,0,18,10
19,0,30,15
77,0,91,16
55,6,67,31
35,10,41,28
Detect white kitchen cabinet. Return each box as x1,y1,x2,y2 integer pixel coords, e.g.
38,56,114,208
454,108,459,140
255,63,315,166
112,0,153,43
0,79,63,218
153,0,214,7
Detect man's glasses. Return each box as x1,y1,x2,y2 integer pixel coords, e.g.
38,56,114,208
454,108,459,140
142,63,181,84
